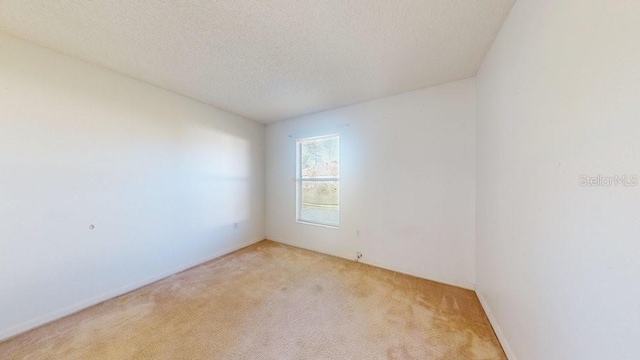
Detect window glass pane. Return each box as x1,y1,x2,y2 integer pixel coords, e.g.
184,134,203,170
301,136,339,178
299,181,339,226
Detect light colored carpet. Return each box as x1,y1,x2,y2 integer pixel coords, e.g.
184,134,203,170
0,240,506,359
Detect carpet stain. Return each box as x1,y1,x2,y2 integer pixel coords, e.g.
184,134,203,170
0,241,506,359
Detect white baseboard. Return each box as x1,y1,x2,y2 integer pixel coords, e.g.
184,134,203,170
267,237,475,290
475,289,517,360
0,237,264,342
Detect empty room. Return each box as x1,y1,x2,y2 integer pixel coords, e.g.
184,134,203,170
1,1,638,359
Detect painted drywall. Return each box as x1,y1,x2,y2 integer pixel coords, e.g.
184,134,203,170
266,79,476,288
0,32,265,339
475,0,640,359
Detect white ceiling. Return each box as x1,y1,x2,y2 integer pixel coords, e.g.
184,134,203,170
0,1,514,124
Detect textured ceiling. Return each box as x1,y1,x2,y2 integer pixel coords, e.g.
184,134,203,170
0,1,514,123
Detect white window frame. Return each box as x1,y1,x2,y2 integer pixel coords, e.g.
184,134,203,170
295,134,340,228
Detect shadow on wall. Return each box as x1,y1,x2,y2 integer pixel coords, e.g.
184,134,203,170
177,122,253,235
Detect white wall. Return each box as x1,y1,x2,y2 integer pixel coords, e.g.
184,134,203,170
0,33,265,339
266,79,476,288
475,0,640,359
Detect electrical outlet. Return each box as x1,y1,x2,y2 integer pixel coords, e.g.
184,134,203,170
356,230,360,237
355,252,362,262
233,222,238,230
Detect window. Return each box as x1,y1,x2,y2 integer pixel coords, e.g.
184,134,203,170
296,134,340,227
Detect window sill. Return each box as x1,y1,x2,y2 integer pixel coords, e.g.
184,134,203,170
296,220,340,229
